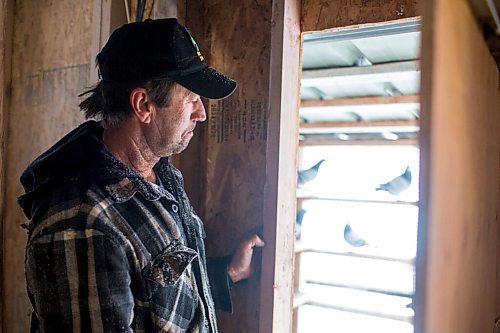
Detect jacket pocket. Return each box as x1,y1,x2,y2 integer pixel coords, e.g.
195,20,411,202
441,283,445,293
143,240,198,288
142,240,199,331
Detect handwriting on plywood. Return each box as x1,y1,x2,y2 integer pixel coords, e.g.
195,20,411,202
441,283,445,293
209,99,268,143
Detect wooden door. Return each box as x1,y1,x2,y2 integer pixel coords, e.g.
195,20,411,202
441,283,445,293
415,0,500,332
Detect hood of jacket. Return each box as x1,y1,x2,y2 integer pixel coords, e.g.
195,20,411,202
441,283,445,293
18,120,141,221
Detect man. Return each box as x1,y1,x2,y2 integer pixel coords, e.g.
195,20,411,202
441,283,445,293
18,18,264,332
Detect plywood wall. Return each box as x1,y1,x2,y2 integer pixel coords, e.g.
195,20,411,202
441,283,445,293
301,0,419,32
415,0,500,332
183,1,273,332
0,1,14,332
2,1,92,331
0,0,12,222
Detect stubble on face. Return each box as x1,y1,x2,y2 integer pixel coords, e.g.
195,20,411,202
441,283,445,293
166,130,193,155
146,84,198,157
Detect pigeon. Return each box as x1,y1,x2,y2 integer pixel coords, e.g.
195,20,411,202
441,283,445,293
295,208,306,239
343,223,369,247
375,166,412,195
355,56,373,67
298,159,325,187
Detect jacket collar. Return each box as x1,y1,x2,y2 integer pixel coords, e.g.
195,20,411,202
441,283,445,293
103,166,178,203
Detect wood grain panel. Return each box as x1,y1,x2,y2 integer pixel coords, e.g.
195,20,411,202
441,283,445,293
182,1,300,332
3,1,92,331
201,2,271,332
0,0,13,217
301,0,419,32
415,0,500,332
0,1,14,332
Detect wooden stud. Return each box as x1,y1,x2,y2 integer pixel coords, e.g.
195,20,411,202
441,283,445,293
299,138,418,147
295,245,415,265
259,1,301,332
0,0,14,331
415,0,500,332
300,119,419,130
302,60,420,83
306,299,413,323
301,94,420,108
301,0,419,32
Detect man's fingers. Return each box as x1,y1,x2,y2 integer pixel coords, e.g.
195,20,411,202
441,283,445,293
253,235,265,247
248,234,265,248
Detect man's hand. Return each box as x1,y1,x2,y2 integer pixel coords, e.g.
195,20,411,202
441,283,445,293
227,234,265,283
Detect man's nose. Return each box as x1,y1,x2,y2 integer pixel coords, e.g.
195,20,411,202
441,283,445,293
192,100,207,122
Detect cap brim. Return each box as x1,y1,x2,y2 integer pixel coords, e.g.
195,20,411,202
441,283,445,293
173,67,237,100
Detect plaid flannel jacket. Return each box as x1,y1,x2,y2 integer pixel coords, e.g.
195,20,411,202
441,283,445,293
19,121,231,333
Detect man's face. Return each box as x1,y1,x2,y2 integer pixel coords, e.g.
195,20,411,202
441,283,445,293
145,83,206,157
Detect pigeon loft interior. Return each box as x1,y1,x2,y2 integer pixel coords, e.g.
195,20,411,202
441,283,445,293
294,20,421,331
1,1,499,332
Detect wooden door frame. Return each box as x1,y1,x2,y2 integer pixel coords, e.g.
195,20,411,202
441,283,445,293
415,0,500,332
0,0,14,331
259,1,301,332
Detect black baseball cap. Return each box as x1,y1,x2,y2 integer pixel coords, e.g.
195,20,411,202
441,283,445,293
97,18,237,100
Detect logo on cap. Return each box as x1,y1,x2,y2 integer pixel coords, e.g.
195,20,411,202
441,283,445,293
190,36,204,62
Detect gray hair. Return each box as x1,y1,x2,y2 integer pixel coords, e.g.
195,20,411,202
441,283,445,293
78,78,176,128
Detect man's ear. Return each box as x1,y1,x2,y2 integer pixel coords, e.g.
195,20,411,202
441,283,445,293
130,88,155,123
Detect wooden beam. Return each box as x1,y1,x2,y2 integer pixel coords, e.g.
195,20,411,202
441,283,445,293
306,280,414,299
260,0,300,332
294,244,415,265
300,119,419,130
292,251,302,333
301,94,419,108
292,292,413,322
0,0,14,331
299,138,419,146
301,60,420,88
302,60,419,79
306,299,413,323
296,194,418,206
416,0,500,332
301,1,420,32
292,292,309,308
